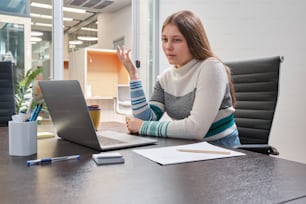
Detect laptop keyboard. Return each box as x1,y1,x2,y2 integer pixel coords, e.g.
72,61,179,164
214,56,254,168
98,136,126,145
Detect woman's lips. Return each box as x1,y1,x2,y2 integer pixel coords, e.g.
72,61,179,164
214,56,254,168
167,54,176,59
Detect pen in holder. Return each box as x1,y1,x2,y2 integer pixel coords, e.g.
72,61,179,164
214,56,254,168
29,103,43,121
9,121,37,156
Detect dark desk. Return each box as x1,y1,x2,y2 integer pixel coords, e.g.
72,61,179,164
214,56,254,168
1,122,306,204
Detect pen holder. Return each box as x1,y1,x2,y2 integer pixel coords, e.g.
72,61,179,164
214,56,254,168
9,121,37,156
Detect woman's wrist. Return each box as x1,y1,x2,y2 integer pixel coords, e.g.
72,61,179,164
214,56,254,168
129,74,139,80
128,70,139,80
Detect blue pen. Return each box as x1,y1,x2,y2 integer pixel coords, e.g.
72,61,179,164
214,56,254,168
26,155,81,166
29,104,43,121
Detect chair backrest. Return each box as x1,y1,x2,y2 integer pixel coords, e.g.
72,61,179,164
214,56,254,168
225,56,283,144
115,84,132,115
0,61,15,126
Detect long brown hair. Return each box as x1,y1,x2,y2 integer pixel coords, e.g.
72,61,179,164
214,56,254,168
162,10,236,106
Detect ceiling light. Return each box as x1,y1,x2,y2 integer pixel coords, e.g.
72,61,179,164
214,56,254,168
31,2,52,9
31,31,43,36
77,36,98,41
31,2,86,14
31,37,42,42
30,13,40,18
63,7,86,14
30,13,52,19
64,17,73,21
35,23,52,27
69,40,83,45
81,27,98,32
31,13,73,21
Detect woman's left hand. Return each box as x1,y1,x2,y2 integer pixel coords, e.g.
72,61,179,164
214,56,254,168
125,116,144,134
116,46,139,80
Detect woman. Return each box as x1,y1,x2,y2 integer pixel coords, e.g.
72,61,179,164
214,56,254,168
117,10,240,147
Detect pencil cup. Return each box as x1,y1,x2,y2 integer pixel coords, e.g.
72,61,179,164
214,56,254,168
9,121,37,156
88,105,101,131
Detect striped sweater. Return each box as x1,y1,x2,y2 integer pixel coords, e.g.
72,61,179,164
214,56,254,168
130,58,238,142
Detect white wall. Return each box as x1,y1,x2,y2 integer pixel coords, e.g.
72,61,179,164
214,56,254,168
96,2,149,93
158,0,306,164
97,6,132,49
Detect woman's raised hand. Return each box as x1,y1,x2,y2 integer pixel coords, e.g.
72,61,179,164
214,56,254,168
116,46,139,80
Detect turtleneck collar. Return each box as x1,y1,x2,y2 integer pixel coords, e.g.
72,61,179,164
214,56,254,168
172,59,198,76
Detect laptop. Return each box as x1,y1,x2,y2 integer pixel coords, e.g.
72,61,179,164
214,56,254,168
38,80,157,151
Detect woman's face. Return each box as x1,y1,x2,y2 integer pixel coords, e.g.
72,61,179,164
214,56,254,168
162,24,193,68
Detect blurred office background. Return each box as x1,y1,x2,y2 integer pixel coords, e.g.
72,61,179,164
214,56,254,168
0,0,305,164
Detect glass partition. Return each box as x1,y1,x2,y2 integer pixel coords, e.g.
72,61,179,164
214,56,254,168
0,22,25,83
31,31,52,80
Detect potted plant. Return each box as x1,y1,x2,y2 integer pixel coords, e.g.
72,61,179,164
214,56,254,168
15,67,43,114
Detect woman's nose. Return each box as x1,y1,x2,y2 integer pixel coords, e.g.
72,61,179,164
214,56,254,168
165,42,173,50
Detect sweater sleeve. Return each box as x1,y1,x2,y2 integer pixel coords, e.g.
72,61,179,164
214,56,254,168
139,60,227,140
130,80,164,121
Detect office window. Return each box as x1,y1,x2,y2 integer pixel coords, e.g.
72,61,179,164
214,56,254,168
0,0,30,17
0,22,25,83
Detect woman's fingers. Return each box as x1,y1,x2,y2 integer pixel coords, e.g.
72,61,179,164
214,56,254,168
116,46,138,79
117,46,130,61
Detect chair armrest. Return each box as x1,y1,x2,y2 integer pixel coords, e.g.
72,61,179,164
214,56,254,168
234,144,279,155
118,100,131,107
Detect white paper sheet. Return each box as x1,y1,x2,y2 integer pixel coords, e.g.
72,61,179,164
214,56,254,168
133,141,245,165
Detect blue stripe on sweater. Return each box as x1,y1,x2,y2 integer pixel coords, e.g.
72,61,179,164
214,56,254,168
140,121,170,137
131,98,146,106
205,114,235,137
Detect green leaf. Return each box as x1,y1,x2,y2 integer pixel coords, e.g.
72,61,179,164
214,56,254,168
15,67,43,113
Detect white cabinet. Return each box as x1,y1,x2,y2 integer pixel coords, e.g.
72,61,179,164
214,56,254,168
69,48,129,99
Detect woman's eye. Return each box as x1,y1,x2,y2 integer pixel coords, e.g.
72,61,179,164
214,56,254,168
162,38,168,42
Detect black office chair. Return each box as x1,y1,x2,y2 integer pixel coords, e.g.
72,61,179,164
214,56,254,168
225,56,283,155
0,61,16,126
